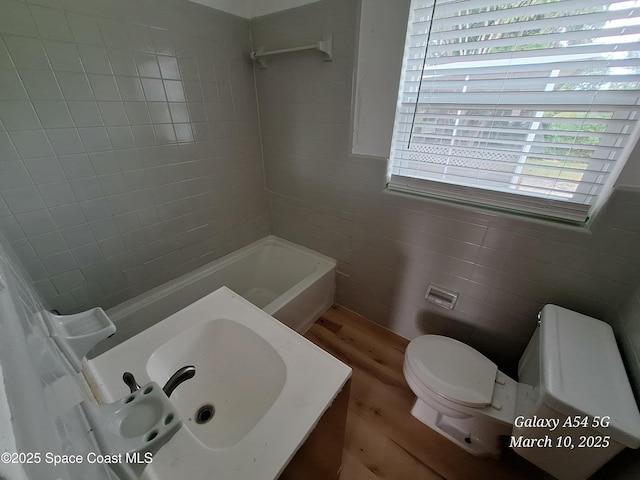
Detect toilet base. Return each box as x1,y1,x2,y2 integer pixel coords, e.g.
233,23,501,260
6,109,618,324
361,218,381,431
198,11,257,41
410,397,510,458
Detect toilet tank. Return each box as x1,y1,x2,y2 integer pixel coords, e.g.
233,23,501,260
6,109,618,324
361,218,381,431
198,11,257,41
513,305,640,480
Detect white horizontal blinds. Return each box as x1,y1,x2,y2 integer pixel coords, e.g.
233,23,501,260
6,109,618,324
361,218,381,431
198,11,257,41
390,0,640,221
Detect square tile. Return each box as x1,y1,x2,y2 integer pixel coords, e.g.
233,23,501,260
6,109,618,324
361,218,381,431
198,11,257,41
174,123,193,143
29,5,73,41
132,125,156,147
0,40,12,69
114,76,145,101
191,122,209,141
10,130,54,158
0,194,9,217
37,181,77,207
49,203,86,228
106,192,136,216
163,80,185,102
1,185,45,213
0,131,20,161
89,217,119,240
32,100,74,128
98,19,130,49
154,123,176,144
67,101,103,127
70,176,103,201
42,251,78,276
0,100,41,130
59,153,94,179
114,211,140,234
3,35,49,69
183,80,203,102
77,45,113,75
148,102,171,123
0,1,38,37
78,126,112,152
23,156,66,183
0,160,32,188
107,49,138,76
98,101,128,125
106,126,135,149
187,102,206,122
127,24,154,53
124,102,151,124
134,52,161,78
51,269,86,292
15,208,57,236
89,151,119,175
72,243,104,267
80,259,112,282
0,70,28,100
197,60,215,82
116,148,143,171
158,56,180,80
18,70,63,100
60,224,95,248
29,230,67,257
55,71,94,100
79,197,111,221
45,128,85,155
150,28,175,56
44,40,83,72
172,102,195,124
66,12,103,46
0,215,25,241
177,58,198,81
88,74,121,101
9,238,36,262
98,172,127,195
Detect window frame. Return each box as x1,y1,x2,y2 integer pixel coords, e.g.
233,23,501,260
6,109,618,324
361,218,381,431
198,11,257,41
387,0,640,224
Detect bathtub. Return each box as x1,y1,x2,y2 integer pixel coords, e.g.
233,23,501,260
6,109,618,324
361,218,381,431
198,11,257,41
89,236,336,357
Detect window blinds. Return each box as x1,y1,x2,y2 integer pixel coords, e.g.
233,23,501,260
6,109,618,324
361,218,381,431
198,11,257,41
389,0,640,222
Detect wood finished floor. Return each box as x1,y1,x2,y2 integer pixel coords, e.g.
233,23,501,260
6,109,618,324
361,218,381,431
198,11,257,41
303,305,549,480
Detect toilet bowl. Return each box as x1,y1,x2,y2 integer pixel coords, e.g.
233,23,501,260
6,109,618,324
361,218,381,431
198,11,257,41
403,305,640,480
403,335,517,457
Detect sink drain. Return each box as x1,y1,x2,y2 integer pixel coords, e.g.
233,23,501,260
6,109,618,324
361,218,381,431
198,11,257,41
195,404,215,424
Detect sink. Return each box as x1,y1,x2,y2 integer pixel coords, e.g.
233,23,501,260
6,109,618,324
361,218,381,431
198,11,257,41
146,318,286,449
82,287,351,480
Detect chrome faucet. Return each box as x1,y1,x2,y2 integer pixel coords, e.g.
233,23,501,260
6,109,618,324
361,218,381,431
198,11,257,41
163,366,196,397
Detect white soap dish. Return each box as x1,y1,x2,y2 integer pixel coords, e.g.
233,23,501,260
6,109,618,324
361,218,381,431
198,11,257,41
43,308,116,371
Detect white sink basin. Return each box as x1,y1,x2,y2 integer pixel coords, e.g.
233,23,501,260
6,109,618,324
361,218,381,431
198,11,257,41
146,318,286,449
83,287,351,480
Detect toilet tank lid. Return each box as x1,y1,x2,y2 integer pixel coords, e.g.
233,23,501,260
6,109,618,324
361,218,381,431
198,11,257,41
540,305,640,447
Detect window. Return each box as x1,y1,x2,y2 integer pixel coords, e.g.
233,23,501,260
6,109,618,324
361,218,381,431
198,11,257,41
389,0,640,222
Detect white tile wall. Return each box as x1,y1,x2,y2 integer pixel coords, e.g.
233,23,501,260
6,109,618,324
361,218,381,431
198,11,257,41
601,279,640,478
0,229,114,480
610,282,640,400
0,0,269,313
251,0,640,370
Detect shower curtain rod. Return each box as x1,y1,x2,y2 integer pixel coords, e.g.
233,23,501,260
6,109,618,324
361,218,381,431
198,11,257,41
250,34,333,68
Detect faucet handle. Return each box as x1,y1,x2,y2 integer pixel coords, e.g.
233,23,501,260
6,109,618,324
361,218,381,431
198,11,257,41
122,371,140,393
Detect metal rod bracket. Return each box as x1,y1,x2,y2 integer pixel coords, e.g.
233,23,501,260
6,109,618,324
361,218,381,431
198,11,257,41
250,34,333,69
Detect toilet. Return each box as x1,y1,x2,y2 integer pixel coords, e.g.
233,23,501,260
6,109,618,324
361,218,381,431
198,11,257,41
403,304,640,480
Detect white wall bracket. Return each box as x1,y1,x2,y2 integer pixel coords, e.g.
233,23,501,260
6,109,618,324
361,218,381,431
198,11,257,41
250,34,333,68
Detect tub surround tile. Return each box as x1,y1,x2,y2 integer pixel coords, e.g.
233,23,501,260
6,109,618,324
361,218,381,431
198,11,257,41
0,0,268,313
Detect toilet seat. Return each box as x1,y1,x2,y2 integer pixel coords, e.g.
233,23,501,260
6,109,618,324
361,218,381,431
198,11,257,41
405,335,497,408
